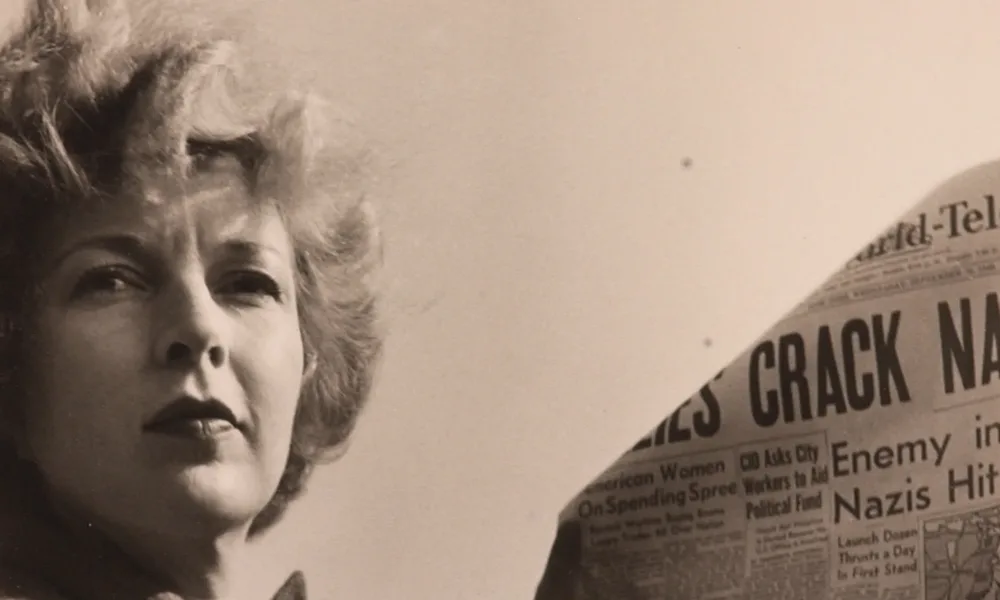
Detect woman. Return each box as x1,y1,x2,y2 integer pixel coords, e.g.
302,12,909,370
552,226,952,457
0,0,382,598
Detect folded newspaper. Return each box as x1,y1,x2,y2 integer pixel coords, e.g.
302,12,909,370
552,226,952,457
534,160,1000,600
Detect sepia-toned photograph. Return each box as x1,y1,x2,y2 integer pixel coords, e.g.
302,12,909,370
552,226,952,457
2,1,1000,599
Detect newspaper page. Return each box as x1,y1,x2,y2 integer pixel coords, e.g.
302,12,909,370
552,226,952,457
534,160,1000,600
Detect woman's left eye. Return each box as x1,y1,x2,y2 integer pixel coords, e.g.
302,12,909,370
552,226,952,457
217,271,284,302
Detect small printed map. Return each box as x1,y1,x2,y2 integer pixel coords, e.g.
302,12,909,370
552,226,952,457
925,506,1000,600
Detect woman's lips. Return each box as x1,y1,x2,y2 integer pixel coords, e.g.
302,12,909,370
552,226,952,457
144,417,237,439
143,396,244,440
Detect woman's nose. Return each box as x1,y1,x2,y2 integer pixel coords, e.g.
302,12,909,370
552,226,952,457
163,339,227,369
153,279,230,370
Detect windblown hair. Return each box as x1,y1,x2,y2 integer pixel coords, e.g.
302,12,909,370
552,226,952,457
0,0,382,536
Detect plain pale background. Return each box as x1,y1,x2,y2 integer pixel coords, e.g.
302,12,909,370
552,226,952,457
7,1,1000,599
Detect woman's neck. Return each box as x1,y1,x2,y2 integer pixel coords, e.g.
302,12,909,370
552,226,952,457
116,526,247,600
129,528,245,599
49,495,250,600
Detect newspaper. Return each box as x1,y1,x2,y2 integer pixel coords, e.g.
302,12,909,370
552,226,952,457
534,160,1000,600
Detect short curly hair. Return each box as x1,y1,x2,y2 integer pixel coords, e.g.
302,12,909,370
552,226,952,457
0,0,383,536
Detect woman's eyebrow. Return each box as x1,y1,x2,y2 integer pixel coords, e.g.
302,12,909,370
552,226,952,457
215,239,287,264
49,234,159,272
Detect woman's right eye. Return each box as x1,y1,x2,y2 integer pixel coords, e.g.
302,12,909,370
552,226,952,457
71,266,146,299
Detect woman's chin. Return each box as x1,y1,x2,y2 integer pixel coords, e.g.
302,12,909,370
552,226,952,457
159,463,275,531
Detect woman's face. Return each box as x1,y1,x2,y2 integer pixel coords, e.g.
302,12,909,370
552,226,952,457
18,170,305,540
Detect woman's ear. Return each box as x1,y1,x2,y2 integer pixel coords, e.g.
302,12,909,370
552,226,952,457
302,351,317,382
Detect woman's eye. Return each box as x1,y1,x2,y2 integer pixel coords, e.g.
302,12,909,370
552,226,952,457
72,266,144,298
218,271,283,302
